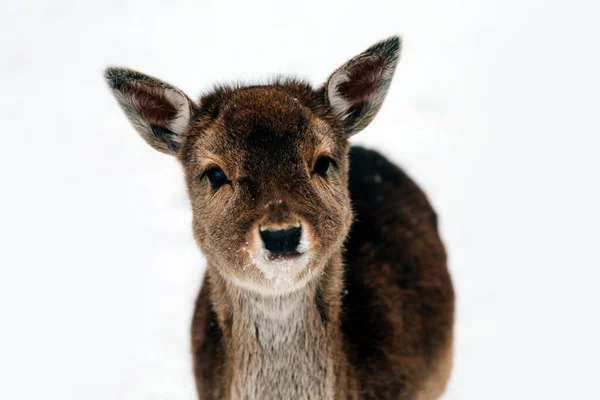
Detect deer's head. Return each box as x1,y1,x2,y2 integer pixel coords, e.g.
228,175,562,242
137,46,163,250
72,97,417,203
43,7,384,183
105,37,401,294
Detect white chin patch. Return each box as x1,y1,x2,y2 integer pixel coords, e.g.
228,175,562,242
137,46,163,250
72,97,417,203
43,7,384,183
253,251,312,289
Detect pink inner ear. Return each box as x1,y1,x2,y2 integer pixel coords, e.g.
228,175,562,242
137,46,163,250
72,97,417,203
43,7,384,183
338,55,386,106
123,81,178,127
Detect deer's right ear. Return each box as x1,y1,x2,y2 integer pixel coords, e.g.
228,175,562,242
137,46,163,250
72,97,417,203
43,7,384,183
104,67,193,155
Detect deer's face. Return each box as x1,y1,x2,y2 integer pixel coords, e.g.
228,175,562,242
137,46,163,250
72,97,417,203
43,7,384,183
179,87,352,293
105,37,400,294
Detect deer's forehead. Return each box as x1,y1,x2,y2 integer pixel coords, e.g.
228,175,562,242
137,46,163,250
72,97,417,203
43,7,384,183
191,106,335,168
216,93,312,148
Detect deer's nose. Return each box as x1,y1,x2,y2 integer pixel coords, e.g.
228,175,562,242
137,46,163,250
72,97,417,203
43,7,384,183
259,224,302,255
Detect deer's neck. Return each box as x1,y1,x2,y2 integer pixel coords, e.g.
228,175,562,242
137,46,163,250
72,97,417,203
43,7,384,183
209,254,346,400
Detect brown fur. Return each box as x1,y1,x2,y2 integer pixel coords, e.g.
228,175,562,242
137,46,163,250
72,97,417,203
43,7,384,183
105,36,454,399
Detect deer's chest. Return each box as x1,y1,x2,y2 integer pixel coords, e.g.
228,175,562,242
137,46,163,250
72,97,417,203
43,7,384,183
229,306,333,400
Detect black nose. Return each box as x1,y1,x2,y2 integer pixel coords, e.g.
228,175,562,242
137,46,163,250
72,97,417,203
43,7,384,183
260,226,302,254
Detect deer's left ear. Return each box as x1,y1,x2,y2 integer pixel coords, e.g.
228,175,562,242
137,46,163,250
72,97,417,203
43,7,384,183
104,67,193,155
322,36,401,136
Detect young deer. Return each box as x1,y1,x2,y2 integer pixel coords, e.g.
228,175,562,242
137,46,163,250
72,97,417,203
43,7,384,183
105,36,454,399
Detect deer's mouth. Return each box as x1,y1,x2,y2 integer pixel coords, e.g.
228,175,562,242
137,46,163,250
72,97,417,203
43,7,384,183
267,251,303,262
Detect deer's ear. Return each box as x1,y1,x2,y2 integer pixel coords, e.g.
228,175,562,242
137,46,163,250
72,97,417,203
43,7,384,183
323,36,401,136
104,67,193,155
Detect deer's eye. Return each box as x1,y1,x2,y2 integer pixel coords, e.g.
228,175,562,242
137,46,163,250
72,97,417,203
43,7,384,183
205,167,228,189
312,156,334,177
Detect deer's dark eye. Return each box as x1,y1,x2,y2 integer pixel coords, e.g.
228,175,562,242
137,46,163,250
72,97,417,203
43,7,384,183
312,156,334,177
205,167,228,189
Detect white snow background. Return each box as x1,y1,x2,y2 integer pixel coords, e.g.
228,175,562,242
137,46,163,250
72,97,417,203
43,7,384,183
1,0,599,399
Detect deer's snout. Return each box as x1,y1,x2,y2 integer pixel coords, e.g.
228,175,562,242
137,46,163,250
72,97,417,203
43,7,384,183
259,223,302,256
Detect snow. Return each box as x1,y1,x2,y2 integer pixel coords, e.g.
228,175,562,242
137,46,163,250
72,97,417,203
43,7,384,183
1,0,600,399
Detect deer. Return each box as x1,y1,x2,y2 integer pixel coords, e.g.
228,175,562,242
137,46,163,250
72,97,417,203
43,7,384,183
105,36,454,400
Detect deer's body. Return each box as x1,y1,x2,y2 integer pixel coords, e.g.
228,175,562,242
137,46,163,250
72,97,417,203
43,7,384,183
106,37,454,399
192,147,453,399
